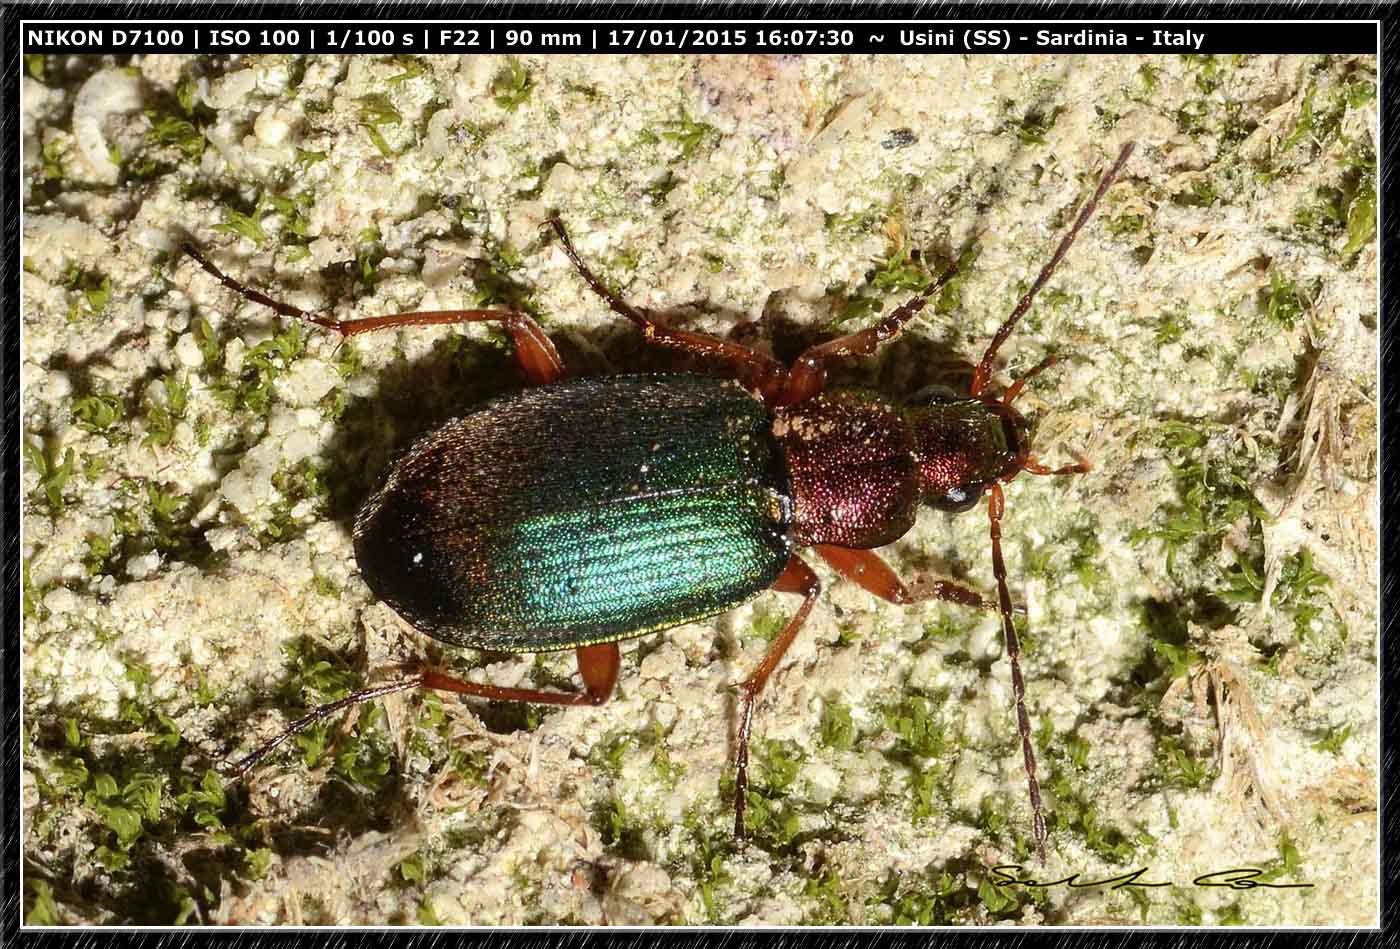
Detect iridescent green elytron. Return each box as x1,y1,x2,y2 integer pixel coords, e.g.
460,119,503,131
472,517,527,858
353,374,793,650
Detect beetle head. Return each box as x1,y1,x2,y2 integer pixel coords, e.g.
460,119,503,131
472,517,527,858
905,386,1031,513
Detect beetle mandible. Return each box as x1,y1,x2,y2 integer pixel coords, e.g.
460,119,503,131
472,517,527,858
188,142,1135,863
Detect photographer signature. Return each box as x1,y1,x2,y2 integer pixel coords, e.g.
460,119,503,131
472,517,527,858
991,865,1314,891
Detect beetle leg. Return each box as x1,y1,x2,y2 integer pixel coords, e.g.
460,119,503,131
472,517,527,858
734,555,821,840
1023,453,1092,477
1002,354,1059,405
229,677,426,777
419,644,619,706
574,642,622,705
229,645,621,778
325,310,563,386
987,483,1048,864
183,244,564,385
547,215,785,401
816,543,1016,618
814,545,912,604
776,242,970,407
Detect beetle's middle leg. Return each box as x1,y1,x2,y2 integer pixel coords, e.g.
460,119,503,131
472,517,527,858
183,244,564,385
547,216,785,400
734,555,821,839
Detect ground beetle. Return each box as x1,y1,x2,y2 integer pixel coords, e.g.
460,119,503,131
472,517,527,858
186,142,1135,863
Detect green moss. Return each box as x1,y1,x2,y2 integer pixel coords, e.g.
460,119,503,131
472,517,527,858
1154,734,1212,789
280,636,362,710
491,58,534,111
661,111,719,160
1013,104,1064,145
737,739,804,848
1137,63,1159,95
1175,100,1210,138
819,699,857,751
747,609,785,642
590,728,634,775
213,319,307,415
1139,600,1200,683
870,244,929,293
24,436,75,514
594,796,647,857
884,692,949,760
871,866,1034,925
1172,177,1219,209
331,704,395,792
1282,83,1344,154
1216,901,1248,925
26,879,59,925
931,241,982,316
214,208,268,245
142,375,190,449
1106,213,1144,236
1183,54,1224,94
386,57,427,85
147,114,205,160
73,393,124,434
191,315,221,367
825,207,884,238
145,482,192,555
1039,722,1147,864
357,94,403,157
1311,722,1353,755
83,532,116,576
1274,548,1332,641
41,137,68,181
1341,175,1376,258
679,813,733,923
802,866,850,924
1128,421,1265,578
64,267,112,322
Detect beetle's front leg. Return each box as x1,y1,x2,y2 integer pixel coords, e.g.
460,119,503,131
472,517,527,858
734,555,821,840
183,244,564,386
815,545,1011,614
775,243,972,406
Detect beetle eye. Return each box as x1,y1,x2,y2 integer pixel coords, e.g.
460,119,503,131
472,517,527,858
906,384,960,407
930,483,985,513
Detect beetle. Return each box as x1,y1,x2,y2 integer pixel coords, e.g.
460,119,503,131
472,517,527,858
187,141,1135,862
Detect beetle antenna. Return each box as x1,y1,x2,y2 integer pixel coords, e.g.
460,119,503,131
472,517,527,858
227,676,426,777
970,142,1134,398
987,483,1048,864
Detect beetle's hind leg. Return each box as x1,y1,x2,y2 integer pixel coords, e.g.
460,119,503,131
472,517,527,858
547,214,785,401
182,244,564,386
230,644,620,778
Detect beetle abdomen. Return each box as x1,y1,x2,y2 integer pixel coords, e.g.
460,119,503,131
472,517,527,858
353,374,793,651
